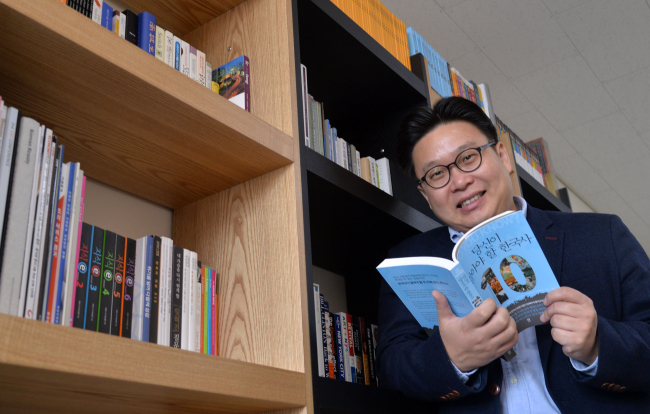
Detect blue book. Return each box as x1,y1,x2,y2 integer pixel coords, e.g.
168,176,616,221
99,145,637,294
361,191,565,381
142,235,153,342
101,3,113,31
334,313,345,381
174,37,181,70
137,12,156,56
53,163,76,324
377,210,560,333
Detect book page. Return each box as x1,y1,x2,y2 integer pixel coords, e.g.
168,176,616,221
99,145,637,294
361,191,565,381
377,257,474,328
454,211,560,332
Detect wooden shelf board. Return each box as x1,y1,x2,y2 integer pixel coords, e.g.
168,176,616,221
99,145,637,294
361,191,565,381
0,0,294,209
121,0,247,37
0,314,306,414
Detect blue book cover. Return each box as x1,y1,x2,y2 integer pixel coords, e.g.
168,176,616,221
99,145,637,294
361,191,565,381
54,163,76,324
137,12,156,56
101,3,113,31
334,313,345,381
174,38,181,70
377,210,559,333
142,235,153,342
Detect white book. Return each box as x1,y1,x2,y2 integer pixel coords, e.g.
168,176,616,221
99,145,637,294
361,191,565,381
181,248,191,350
173,36,182,71
300,64,310,148
180,40,190,77
91,0,102,25
164,30,174,67
47,162,70,323
112,11,120,37
325,311,333,378
155,26,165,61
119,12,126,38
189,46,197,82
0,102,6,150
368,157,378,187
17,124,45,317
196,50,206,86
478,83,496,126
0,107,20,266
162,236,173,346
313,284,325,377
0,117,42,316
338,138,348,170
132,236,147,341
355,150,361,177
205,62,212,88
190,251,200,352
24,129,54,319
62,164,84,326
375,157,393,196
158,236,167,345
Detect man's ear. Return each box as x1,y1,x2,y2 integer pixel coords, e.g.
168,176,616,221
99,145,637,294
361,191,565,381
418,183,431,206
495,141,513,174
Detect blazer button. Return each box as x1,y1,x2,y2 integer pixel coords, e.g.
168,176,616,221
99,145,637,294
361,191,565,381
488,383,501,396
619,386,626,392
608,384,617,391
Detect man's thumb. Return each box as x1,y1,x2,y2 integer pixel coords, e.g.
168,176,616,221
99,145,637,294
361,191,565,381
433,290,454,320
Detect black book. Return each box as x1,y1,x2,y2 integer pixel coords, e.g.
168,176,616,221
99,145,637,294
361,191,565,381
351,316,365,384
329,313,338,380
36,139,61,322
170,245,183,348
97,230,116,334
111,234,126,336
72,222,92,328
84,0,92,18
123,9,138,45
149,236,161,343
121,238,136,338
365,325,377,386
85,225,104,331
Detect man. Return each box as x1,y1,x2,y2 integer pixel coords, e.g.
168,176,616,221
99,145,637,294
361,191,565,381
377,97,650,413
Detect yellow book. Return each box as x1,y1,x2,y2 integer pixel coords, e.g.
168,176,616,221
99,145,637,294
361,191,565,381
211,81,219,93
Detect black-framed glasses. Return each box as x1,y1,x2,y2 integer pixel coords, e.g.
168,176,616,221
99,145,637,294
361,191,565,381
418,142,496,189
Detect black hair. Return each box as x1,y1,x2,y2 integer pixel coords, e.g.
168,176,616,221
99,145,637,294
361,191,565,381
396,97,498,179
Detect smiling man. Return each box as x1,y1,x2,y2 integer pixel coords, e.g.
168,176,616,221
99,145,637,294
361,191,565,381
376,97,650,413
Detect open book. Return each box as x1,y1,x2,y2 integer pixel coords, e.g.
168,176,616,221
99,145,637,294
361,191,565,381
377,210,559,334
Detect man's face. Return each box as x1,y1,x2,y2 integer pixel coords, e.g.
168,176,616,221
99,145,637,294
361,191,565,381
413,121,516,233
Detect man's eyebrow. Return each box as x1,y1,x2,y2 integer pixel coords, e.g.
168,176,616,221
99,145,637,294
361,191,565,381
420,141,480,172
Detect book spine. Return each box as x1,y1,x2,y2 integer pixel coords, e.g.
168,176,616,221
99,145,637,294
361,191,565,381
346,312,356,383
44,162,68,323
313,284,325,377
196,50,206,86
320,296,330,377
189,47,197,82
101,2,112,31
142,236,153,342
170,245,183,348
205,62,212,88
325,311,335,379
334,313,345,381
181,248,191,350
72,223,91,329
164,30,174,67
137,12,156,56
97,229,116,334
352,316,364,384
123,9,138,45
338,312,350,381
200,264,205,353
203,265,209,353
243,55,250,112
61,164,83,326
111,235,125,335
211,268,217,356
190,252,200,352
359,317,371,385
173,36,181,71
365,325,376,386
121,238,136,338
328,312,338,379
149,236,161,343
300,64,310,148
155,25,165,61
68,175,85,326
180,41,190,77
84,226,103,330
370,324,379,386
91,0,102,24
131,236,145,340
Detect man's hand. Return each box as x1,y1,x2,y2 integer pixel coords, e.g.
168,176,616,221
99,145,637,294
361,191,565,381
540,287,598,365
433,290,518,372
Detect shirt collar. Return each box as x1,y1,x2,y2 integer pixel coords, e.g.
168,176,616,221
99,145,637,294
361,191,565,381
448,196,528,243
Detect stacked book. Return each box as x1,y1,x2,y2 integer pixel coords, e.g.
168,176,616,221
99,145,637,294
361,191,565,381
330,0,411,70
300,65,393,195
0,97,219,356
62,0,250,112
314,284,379,386
496,117,545,188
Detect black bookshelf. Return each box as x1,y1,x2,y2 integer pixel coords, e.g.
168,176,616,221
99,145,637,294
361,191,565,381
516,165,571,213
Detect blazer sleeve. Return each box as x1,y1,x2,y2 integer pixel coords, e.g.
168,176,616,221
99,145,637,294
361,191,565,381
573,215,650,392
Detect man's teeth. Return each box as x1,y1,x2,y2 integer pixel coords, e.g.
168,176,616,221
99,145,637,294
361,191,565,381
461,194,482,208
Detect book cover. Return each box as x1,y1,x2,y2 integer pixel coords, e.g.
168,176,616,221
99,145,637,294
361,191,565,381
170,245,183,348
97,229,116,334
101,2,112,31
212,55,250,112
377,210,560,334
123,9,138,45
155,25,165,61
150,235,161,343
110,234,125,335
121,237,136,338
73,222,91,328
137,12,156,56
84,225,104,330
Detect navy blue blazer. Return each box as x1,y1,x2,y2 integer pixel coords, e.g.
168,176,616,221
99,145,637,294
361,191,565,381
377,207,650,413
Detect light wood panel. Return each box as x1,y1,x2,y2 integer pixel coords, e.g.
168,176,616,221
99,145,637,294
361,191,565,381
184,0,298,139
120,0,247,37
0,0,294,209
0,314,305,414
174,165,304,372
499,131,523,197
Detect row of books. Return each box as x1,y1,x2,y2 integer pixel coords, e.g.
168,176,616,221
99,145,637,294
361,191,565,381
62,0,250,112
406,27,495,123
496,117,546,189
330,0,411,70
300,65,394,195
314,284,379,386
0,97,219,355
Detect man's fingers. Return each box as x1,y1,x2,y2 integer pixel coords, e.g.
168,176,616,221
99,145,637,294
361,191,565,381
465,297,498,327
544,287,591,306
432,290,456,322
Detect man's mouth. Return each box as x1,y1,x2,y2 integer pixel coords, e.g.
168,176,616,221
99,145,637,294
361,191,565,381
458,192,485,209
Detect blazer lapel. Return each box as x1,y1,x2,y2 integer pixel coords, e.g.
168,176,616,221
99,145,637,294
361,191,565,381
527,207,565,372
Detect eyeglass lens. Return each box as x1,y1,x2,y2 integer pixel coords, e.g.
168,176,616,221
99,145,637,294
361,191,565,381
425,148,482,188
